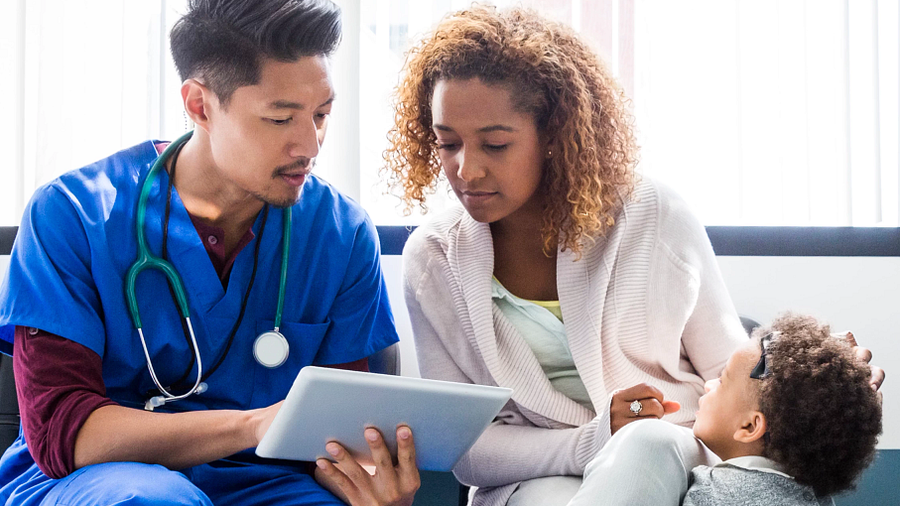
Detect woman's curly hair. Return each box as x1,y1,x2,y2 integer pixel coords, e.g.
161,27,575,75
382,4,638,254
753,314,882,497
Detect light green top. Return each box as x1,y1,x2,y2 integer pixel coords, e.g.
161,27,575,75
491,277,593,410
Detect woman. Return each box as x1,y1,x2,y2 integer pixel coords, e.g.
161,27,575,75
384,5,880,506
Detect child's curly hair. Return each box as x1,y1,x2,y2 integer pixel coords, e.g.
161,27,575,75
382,4,638,254
753,314,882,497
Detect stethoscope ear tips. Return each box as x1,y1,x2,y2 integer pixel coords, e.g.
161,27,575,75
145,395,166,411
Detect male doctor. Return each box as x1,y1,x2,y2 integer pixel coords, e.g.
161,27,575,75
0,0,419,504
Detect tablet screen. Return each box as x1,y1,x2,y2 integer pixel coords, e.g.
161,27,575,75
256,366,512,471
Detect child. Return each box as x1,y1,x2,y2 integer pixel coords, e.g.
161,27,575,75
685,314,883,505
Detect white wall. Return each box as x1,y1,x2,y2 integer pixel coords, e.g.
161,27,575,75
381,254,900,449
717,256,899,449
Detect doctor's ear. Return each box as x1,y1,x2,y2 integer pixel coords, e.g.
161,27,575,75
181,79,215,131
733,411,768,444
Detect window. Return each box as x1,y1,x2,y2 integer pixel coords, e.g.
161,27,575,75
356,0,900,226
0,0,188,226
1,0,897,227
632,0,899,226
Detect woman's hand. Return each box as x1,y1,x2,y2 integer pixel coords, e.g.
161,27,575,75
314,426,420,506
843,332,885,403
609,383,681,435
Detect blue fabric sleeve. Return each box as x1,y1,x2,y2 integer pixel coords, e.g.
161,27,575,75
313,215,399,365
0,326,12,356
0,184,105,357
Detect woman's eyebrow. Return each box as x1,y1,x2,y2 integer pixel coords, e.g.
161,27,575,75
477,125,517,133
432,124,518,133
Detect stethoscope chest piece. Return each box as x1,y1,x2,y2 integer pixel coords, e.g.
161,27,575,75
254,330,290,368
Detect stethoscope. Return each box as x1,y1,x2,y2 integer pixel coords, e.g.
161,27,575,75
125,131,292,411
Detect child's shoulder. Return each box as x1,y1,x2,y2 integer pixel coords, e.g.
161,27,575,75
683,464,831,506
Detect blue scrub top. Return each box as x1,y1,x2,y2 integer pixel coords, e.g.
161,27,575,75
0,139,398,411
0,140,400,503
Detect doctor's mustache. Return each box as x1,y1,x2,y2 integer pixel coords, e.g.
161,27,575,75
274,157,315,175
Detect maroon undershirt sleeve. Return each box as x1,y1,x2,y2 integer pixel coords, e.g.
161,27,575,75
326,357,369,372
13,326,117,479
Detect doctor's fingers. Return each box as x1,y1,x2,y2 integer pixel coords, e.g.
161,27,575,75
394,426,420,496
365,427,419,505
323,443,376,496
364,429,402,494
315,458,365,505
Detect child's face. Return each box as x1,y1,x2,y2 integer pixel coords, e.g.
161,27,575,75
693,338,764,459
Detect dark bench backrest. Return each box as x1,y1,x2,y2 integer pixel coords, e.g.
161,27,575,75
0,355,18,450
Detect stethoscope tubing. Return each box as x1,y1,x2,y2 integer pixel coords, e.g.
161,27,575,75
125,131,195,327
125,131,205,409
274,204,290,332
138,320,205,408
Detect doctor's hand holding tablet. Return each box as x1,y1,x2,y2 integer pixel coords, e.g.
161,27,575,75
246,399,419,506
313,426,419,506
254,366,513,505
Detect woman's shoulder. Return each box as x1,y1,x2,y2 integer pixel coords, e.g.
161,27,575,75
611,177,716,279
626,177,707,245
401,205,468,282
404,205,467,256
626,177,696,221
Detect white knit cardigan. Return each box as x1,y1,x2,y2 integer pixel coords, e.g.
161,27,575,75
402,180,747,506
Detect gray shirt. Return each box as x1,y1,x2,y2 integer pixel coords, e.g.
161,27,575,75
683,463,833,506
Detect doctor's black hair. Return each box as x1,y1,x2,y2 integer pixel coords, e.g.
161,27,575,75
170,0,341,106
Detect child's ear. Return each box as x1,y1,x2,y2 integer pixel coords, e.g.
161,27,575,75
733,411,767,444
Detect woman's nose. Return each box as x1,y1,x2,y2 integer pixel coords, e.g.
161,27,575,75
456,149,486,182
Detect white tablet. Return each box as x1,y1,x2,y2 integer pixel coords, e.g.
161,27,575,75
255,366,512,472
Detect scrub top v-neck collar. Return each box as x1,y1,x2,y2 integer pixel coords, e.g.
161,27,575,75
140,142,283,319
